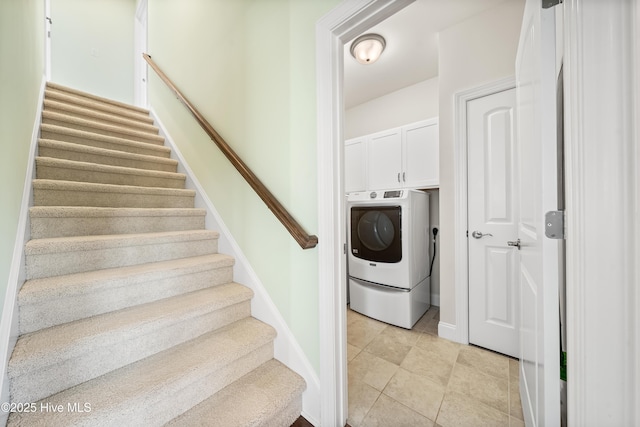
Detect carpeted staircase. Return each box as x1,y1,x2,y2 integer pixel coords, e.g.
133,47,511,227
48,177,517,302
6,82,306,426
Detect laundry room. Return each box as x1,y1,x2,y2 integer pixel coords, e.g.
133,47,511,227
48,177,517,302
341,1,527,425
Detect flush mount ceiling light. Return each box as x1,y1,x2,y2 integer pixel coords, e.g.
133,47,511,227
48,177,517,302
350,33,386,65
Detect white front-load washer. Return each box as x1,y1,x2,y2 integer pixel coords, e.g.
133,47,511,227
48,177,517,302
347,189,430,329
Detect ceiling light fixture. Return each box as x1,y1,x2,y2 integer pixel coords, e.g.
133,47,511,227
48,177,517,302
350,33,386,65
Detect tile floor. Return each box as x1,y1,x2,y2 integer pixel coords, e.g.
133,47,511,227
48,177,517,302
347,305,524,427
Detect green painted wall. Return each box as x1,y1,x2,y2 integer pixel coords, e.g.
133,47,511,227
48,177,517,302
148,0,339,372
0,0,44,311
51,0,136,104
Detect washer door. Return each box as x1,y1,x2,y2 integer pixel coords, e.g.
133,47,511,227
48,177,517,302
350,205,402,263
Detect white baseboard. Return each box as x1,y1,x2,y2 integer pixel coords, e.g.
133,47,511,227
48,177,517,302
150,110,321,424
0,76,46,422
437,321,458,342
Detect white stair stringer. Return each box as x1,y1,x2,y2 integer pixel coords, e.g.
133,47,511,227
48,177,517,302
5,83,306,425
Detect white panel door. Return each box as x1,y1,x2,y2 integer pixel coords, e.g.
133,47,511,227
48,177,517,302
403,119,439,188
516,0,561,425
367,129,402,190
468,88,519,358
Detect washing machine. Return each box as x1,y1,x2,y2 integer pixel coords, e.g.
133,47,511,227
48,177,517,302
347,189,430,329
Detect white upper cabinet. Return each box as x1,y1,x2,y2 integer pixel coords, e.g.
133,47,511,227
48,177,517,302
367,128,403,190
345,118,439,192
403,119,439,188
344,137,367,193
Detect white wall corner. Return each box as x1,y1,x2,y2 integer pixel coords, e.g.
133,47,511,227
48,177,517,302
0,75,47,422
149,110,322,423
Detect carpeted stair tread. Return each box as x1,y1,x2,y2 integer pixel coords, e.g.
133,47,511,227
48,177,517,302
9,283,254,404
25,229,219,279
46,82,150,116
18,254,235,333
44,99,156,132
44,90,155,124
167,359,305,427
7,317,276,426
32,179,196,208
42,110,164,145
38,139,178,172
40,124,172,158
35,156,186,188
29,206,206,238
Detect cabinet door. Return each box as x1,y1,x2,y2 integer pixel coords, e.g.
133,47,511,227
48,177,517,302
403,119,439,188
367,129,402,190
344,138,367,193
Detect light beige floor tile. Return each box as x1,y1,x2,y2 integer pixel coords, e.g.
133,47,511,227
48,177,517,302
347,306,366,325
510,415,526,427
437,391,509,427
400,346,454,387
349,350,399,391
447,363,509,413
364,327,417,365
348,343,362,362
383,368,445,421
509,381,524,420
347,379,381,427
456,345,509,380
424,317,440,335
361,393,435,427
509,358,520,381
415,333,461,364
348,315,387,349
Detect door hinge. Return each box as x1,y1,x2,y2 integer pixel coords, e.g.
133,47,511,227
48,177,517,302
545,210,565,239
542,0,562,9
343,243,347,254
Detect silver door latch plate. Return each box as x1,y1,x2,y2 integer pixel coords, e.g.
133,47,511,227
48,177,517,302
545,210,565,239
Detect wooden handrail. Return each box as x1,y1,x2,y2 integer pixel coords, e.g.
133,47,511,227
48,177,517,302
143,54,318,249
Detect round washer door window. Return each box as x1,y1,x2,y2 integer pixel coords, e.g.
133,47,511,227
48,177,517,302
357,211,395,251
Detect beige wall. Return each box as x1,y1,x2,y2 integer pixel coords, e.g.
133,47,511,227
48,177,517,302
0,0,45,313
147,0,340,372
438,0,524,326
51,0,136,104
345,77,439,139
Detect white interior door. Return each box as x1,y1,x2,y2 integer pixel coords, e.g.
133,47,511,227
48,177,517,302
468,87,519,358
516,0,561,425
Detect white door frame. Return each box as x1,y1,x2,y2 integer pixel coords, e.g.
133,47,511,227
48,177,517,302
563,0,639,425
316,0,414,424
134,0,148,107
445,76,515,345
44,0,51,80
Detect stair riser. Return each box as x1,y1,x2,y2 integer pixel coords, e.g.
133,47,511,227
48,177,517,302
40,128,171,158
42,117,163,145
44,104,156,134
38,145,177,173
45,87,150,119
26,238,217,279
20,265,234,334
141,343,274,426
11,302,252,403
33,188,195,209
36,164,186,189
31,214,205,239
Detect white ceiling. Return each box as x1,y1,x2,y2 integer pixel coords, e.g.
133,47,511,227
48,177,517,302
343,0,511,109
